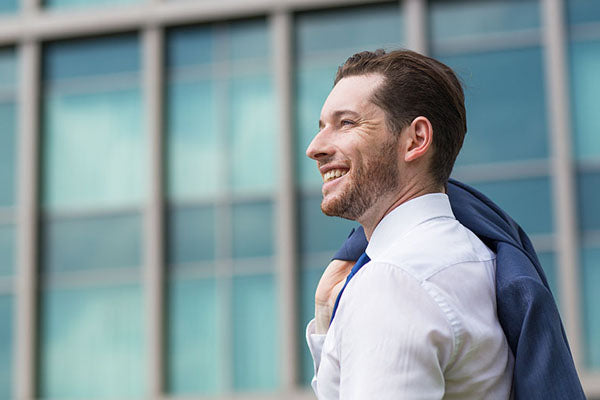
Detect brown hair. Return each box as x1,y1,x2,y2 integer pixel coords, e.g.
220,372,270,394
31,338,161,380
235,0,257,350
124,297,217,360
334,49,467,186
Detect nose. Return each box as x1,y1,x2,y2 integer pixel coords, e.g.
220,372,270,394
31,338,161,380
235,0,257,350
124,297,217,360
306,128,334,161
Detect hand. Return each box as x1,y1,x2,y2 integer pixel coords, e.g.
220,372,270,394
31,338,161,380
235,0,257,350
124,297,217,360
314,259,355,334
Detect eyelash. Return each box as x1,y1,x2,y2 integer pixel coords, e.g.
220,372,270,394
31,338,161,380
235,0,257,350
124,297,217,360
341,120,355,126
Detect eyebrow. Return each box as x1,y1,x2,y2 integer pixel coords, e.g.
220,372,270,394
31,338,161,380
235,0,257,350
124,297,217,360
318,110,361,129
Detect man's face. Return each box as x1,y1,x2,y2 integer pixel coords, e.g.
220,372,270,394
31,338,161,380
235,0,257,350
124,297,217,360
306,74,401,220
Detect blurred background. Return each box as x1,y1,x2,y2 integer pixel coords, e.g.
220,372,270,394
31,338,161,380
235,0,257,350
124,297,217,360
0,0,599,398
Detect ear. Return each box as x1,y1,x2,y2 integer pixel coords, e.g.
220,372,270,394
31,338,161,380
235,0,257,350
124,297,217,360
404,116,433,162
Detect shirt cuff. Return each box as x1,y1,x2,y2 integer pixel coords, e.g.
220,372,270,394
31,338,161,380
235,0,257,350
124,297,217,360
306,319,326,376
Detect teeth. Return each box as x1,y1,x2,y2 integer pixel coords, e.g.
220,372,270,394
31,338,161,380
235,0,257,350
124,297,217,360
323,169,348,183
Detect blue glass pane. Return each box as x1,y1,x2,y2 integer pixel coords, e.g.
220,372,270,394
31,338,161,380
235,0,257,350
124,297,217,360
567,0,600,24
166,26,213,68
167,80,218,200
570,40,600,160
232,274,278,390
43,88,144,210
0,0,17,13
0,295,13,399
167,278,221,394
468,178,553,235
39,285,144,398
229,75,275,193
296,4,403,58
44,0,141,9
230,20,269,61
296,65,337,189
299,194,356,254
0,225,14,277
232,201,273,259
0,102,16,207
438,47,548,165
581,247,600,368
168,206,215,264
537,252,559,302
430,0,540,41
0,48,17,91
577,171,600,231
42,213,141,272
44,36,139,80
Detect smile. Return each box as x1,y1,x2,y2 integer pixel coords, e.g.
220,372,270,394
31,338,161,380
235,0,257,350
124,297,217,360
323,168,348,183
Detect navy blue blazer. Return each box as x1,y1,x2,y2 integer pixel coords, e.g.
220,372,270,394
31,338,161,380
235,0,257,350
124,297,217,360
332,179,586,399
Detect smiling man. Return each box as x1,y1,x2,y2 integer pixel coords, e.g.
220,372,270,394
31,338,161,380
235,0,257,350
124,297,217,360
305,50,514,399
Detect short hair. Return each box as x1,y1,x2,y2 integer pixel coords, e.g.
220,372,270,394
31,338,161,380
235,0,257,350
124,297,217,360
334,49,467,186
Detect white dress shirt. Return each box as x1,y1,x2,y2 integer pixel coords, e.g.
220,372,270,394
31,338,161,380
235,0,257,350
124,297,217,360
306,193,514,399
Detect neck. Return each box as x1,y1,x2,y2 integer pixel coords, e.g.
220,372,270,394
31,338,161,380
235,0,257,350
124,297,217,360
359,180,444,240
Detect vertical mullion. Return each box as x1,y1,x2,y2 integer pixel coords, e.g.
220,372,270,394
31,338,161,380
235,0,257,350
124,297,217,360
272,10,298,392
143,26,165,399
541,0,583,375
15,40,40,400
404,0,428,55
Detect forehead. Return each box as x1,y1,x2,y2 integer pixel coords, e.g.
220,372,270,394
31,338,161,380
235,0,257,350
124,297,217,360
321,74,385,118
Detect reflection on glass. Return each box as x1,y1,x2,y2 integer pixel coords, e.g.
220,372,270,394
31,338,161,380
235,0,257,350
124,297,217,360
232,202,273,259
42,213,141,272
167,80,218,200
570,40,600,160
581,247,600,368
0,295,13,399
430,0,539,41
168,206,215,264
39,285,144,398
577,171,600,232
0,49,17,91
469,178,553,235
232,274,278,390
230,76,274,193
167,278,220,394
0,102,15,208
567,0,600,25
230,19,270,61
439,47,548,165
0,225,14,277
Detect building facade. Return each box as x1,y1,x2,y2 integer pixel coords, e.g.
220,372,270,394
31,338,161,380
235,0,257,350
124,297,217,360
0,0,599,398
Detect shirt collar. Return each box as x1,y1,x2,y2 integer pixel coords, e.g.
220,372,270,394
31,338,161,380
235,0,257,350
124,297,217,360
365,193,455,260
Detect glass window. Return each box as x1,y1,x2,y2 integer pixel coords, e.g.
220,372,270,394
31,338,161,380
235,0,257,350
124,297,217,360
0,295,13,399
567,0,600,25
44,0,141,11
0,0,16,14
166,20,278,395
438,47,548,165
570,40,600,160
232,274,278,390
0,225,15,277
39,285,144,398
577,171,600,232
167,278,220,394
469,178,554,235
581,247,600,369
0,102,16,208
39,35,144,399
430,0,540,41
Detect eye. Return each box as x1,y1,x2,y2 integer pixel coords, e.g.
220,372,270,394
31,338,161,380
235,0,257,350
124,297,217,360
341,120,355,127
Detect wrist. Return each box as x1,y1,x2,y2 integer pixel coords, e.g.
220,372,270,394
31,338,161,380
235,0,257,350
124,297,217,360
315,303,332,334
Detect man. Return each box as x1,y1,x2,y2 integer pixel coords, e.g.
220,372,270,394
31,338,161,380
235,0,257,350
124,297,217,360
304,49,514,398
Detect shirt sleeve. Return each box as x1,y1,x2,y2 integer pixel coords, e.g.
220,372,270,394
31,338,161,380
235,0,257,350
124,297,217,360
306,318,326,396
335,262,455,400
